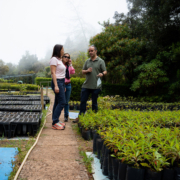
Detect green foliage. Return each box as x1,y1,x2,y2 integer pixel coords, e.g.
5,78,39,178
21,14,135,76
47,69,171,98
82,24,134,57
0,78,8,83
131,59,169,91
0,83,38,91
45,66,51,78
0,59,9,75
71,52,87,78
35,77,52,87
79,109,180,171
90,25,146,84
92,1,180,99
70,77,85,101
101,83,134,97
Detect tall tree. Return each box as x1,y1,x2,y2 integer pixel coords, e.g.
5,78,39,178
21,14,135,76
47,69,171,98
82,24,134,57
18,51,38,73
0,60,9,75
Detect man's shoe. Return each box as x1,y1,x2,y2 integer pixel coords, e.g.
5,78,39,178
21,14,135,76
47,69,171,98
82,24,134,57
64,116,68,122
73,118,79,123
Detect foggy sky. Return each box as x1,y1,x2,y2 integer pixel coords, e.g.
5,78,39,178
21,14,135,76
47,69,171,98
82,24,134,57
0,0,128,64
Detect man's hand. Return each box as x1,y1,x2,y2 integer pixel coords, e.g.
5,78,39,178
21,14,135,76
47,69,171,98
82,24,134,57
97,73,103,77
55,86,59,93
87,67,92,73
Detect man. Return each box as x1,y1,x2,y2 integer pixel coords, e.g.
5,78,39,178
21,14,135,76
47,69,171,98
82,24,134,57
73,45,107,123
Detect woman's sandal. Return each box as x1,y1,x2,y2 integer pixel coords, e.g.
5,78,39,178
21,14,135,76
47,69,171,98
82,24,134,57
52,123,65,130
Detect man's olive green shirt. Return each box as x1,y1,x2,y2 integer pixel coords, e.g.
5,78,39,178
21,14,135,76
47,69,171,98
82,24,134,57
82,56,106,89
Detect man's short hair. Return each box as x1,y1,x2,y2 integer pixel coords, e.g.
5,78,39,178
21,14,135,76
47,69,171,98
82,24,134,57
89,45,97,51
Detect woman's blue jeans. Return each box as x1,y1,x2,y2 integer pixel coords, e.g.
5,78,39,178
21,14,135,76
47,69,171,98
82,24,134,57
51,79,66,125
64,83,71,117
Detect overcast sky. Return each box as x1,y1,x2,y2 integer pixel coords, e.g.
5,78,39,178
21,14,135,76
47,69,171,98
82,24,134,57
0,0,128,65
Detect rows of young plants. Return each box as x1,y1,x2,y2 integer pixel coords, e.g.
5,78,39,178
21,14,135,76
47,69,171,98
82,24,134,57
98,96,180,111
78,109,180,173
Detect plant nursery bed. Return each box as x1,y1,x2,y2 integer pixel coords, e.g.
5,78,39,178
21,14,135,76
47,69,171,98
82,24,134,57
0,111,42,138
0,95,50,104
0,101,46,109
0,105,42,112
78,109,180,180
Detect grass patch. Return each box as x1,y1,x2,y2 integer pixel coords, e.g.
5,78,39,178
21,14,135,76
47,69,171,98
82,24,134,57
71,124,81,135
0,138,35,180
78,147,94,174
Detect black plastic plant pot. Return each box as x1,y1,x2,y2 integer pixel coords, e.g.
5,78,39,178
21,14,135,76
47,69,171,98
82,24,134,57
162,168,175,180
174,167,180,180
90,129,93,139
100,143,105,169
112,157,119,180
70,105,74,110
0,125,4,136
92,129,96,139
108,155,113,179
78,122,82,128
102,146,110,176
93,131,100,154
96,138,103,159
79,126,82,134
82,128,91,140
118,162,127,180
76,105,80,110
126,166,145,180
144,169,162,180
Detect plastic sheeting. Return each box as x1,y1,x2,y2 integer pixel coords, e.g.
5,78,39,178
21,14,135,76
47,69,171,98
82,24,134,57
86,152,109,180
0,147,18,180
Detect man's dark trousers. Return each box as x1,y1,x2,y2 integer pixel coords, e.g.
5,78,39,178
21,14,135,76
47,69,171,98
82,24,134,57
79,88,101,115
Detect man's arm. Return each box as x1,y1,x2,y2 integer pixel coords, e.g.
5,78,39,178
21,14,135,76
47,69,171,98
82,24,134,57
97,60,107,77
97,71,107,77
82,67,92,74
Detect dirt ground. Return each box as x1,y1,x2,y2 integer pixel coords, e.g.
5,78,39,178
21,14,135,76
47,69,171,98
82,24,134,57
18,90,93,180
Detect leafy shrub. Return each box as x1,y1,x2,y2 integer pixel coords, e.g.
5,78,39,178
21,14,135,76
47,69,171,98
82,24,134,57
0,83,38,91
35,77,52,87
70,77,85,101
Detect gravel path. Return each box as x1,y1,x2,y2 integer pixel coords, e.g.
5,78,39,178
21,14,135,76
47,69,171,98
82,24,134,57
18,90,89,180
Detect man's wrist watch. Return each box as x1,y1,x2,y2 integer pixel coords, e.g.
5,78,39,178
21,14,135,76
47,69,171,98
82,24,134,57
102,72,104,76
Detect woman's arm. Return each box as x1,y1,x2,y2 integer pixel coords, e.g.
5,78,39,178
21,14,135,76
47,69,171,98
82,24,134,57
50,65,59,93
69,66,75,74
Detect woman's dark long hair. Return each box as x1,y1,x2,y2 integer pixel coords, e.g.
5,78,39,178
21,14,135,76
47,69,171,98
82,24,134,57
51,44,63,58
63,53,70,66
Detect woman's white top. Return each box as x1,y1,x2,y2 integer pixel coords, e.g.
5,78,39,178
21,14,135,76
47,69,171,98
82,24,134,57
49,57,66,79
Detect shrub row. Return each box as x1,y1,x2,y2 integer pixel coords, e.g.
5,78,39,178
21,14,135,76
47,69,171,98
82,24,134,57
0,83,38,91
97,96,180,111
35,77,179,102
35,77,52,87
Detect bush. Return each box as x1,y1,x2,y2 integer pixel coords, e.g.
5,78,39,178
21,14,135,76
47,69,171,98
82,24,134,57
70,78,136,101
70,77,85,101
35,77,52,87
101,83,135,97
0,83,38,91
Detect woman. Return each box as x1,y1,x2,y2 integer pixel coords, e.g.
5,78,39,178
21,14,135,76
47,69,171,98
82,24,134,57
62,53,75,122
50,44,66,130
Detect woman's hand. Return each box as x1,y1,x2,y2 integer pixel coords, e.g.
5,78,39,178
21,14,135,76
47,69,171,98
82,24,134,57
54,86,59,93
69,59,72,66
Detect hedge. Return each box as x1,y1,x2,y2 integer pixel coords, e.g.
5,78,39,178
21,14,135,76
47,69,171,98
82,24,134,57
35,77,52,87
70,78,134,101
0,83,38,91
35,77,136,101
70,77,85,101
